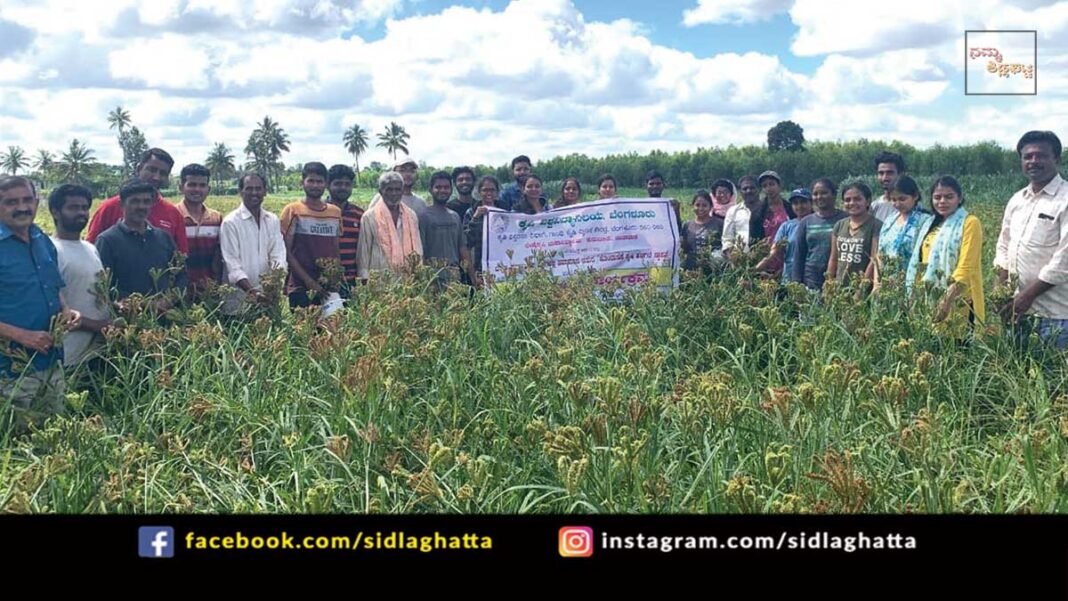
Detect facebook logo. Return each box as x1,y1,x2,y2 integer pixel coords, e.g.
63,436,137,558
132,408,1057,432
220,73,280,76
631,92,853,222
139,526,175,558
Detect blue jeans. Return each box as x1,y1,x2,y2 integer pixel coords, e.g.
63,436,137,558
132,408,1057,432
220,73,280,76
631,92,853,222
1015,316,1068,350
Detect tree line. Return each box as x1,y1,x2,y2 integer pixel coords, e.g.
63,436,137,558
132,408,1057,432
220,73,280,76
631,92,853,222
1,109,1023,197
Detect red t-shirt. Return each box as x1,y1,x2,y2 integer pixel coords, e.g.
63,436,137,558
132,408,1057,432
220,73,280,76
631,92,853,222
86,193,189,254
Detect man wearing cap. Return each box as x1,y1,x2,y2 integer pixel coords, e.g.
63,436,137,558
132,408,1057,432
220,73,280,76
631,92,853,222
756,188,813,280
368,157,428,217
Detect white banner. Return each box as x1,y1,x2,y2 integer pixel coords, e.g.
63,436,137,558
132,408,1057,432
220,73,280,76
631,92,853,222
481,198,680,292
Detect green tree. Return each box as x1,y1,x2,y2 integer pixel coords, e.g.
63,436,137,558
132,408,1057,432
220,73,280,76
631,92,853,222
0,146,29,175
244,132,272,189
59,139,96,184
119,126,149,178
343,123,369,184
205,142,236,190
33,149,55,188
767,120,806,153
107,106,132,133
246,116,290,190
108,106,149,177
375,121,410,161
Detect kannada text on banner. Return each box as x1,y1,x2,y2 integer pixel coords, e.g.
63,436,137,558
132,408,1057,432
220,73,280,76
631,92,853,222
481,198,680,293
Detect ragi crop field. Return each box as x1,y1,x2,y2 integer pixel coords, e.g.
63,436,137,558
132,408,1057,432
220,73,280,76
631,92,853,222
6,177,1068,513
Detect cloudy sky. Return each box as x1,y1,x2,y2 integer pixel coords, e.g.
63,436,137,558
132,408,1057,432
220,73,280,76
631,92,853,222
0,0,1063,169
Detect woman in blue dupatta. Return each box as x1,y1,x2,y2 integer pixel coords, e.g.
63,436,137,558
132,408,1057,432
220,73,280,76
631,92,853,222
905,175,985,327
877,175,927,281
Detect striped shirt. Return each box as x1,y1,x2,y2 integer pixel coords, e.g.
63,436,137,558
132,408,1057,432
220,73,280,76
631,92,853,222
330,200,364,286
176,201,223,291
279,201,341,294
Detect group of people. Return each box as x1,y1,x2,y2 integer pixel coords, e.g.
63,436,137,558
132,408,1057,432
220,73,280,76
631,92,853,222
679,131,1067,343
1,130,1066,429
684,156,985,324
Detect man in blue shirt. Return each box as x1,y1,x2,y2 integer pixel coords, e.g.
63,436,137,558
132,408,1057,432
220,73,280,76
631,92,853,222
95,179,187,309
0,176,80,429
498,155,546,211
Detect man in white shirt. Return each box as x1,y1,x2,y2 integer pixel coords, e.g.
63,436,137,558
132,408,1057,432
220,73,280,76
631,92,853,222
870,151,905,223
48,184,111,367
219,173,287,313
994,130,1068,348
722,175,762,255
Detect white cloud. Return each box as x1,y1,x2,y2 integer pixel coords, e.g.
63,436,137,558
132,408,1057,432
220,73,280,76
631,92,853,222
0,59,34,84
682,0,792,26
810,51,950,105
661,50,806,114
109,35,213,90
789,0,967,57
786,0,1068,58
2,0,404,39
0,0,1065,172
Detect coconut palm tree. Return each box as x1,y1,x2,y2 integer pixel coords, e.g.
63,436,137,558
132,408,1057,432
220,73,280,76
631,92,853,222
0,146,29,175
248,116,290,189
107,106,132,133
245,131,273,190
59,139,96,184
33,149,55,188
205,142,236,190
342,124,369,185
375,121,410,161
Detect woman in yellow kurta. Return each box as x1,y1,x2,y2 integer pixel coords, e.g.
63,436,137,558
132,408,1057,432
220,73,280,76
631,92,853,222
905,175,985,324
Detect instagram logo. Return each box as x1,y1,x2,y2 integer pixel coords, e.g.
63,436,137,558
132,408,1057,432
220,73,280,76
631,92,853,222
559,526,594,557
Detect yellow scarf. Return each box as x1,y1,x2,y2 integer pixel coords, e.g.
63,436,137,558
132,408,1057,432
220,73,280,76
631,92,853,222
373,199,420,272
